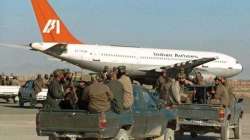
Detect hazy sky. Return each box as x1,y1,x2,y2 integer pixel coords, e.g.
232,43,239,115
0,0,249,79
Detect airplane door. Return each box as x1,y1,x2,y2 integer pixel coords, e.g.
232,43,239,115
91,49,100,62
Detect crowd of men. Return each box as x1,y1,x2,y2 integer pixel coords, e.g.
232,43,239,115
0,66,235,112
23,65,234,113
156,69,234,108
43,66,133,113
0,74,19,86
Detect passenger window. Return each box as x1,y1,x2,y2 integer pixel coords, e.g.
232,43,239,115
142,90,157,110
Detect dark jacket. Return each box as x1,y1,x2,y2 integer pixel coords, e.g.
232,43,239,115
106,80,124,112
44,79,64,110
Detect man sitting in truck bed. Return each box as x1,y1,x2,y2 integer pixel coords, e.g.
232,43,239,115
105,68,124,113
192,73,208,104
160,70,182,106
82,74,114,113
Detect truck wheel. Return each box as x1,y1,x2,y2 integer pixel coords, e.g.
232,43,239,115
177,130,184,136
221,120,230,140
233,119,242,139
19,100,24,107
113,129,129,140
6,98,11,103
48,136,65,140
30,102,36,108
49,136,56,140
190,132,197,138
154,128,175,140
13,97,17,104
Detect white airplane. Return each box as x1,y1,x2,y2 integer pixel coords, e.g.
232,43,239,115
29,0,242,84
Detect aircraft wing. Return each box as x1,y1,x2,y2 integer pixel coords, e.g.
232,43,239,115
139,57,216,77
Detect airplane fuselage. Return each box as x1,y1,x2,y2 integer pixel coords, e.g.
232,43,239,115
31,42,243,80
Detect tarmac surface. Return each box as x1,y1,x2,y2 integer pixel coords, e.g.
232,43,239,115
0,98,249,140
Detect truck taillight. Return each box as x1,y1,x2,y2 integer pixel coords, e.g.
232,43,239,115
219,107,225,121
99,112,107,129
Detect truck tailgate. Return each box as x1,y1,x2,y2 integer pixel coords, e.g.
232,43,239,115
177,104,221,120
37,110,120,133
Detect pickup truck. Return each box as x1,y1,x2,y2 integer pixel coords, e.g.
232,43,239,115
176,85,244,140
0,85,20,103
36,85,178,140
18,80,47,107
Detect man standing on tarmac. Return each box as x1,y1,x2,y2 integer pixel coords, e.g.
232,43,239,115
4,76,12,85
211,77,230,107
43,74,49,88
11,76,19,86
31,74,44,107
117,66,133,110
44,70,65,110
221,77,235,107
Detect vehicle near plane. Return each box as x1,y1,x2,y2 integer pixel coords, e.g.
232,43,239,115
0,85,19,103
177,85,244,140
29,0,242,84
36,85,177,140
18,80,47,107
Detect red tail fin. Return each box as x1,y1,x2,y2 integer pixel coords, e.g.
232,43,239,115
31,0,82,44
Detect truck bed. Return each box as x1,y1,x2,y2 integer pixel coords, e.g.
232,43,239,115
36,110,121,138
0,86,19,96
177,104,222,121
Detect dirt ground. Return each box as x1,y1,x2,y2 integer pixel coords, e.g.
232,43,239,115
0,98,249,140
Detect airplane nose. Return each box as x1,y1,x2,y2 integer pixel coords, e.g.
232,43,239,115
239,63,243,72
235,63,243,74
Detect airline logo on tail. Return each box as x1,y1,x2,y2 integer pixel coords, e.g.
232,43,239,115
31,0,82,44
43,19,60,34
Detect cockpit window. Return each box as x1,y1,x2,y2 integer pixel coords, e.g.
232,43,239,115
236,60,240,64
